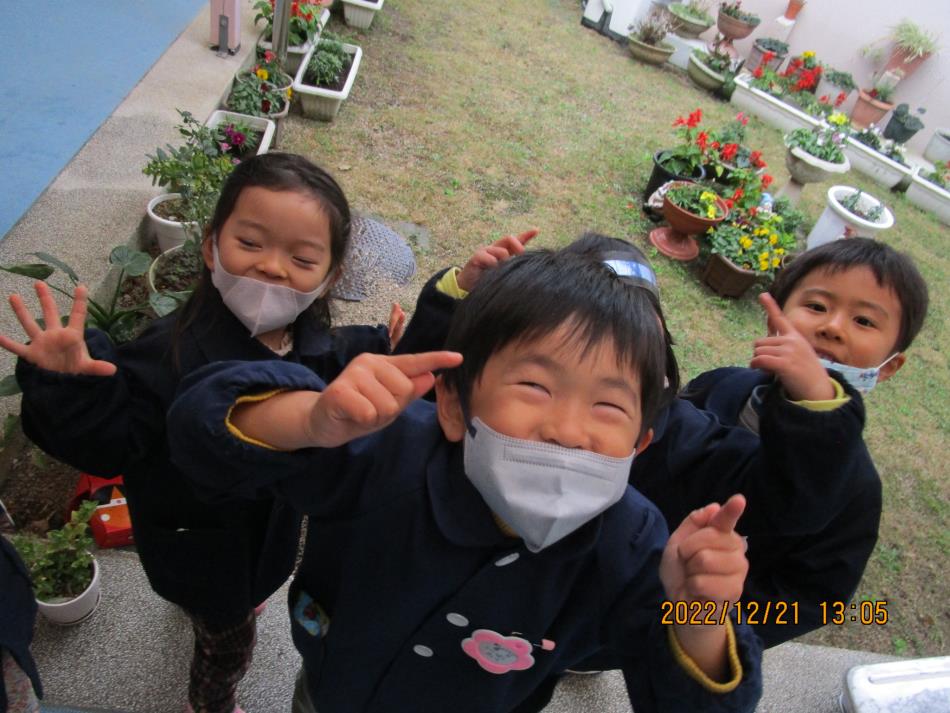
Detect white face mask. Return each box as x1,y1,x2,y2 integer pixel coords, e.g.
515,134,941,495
463,418,636,553
210,241,333,337
818,353,899,395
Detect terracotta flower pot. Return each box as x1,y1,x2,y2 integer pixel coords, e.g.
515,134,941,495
649,181,729,261
850,90,894,130
703,253,758,297
883,47,931,83
783,0,806,21
628,38,676,66
717,10,757,41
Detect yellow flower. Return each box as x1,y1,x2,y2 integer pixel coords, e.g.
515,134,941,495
706,205,717,218
828,112,848,127
256,68,269,81
760,261,769,271
740,237,753,249
772,257,781,268
700,191,717,203
803,50,816,59
287,87,293,99
775,247,785,255
759,251,769,260
769,234,778,245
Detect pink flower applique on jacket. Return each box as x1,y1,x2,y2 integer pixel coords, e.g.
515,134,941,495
461,629,535,674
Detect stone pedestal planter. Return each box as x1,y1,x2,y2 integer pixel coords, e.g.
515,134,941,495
779,147,850,205
906,171,950,226
717,10,757,41
806,185,894,249
628,38,675,65
147,194,198,253
923,129,950,164
37,556,101,625
687,52,726,92
293,43,363,121
341,0,384,29
204,110,276,155
843,137,913,190
649,181,728,261
731,76,819,133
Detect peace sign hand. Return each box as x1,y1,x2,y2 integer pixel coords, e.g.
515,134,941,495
749,293,834,401
0,282,117,377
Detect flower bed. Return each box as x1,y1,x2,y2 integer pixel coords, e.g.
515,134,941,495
731,76,819,133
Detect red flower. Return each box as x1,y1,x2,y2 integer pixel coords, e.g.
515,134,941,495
761,174,774,189
725,198,735,210
819,94,829,104
761,51,776,64
749,150,766,168
835,91,847,107
687,109,703,128
697,131,710,151
748,206,758,217
721,143,739,161
673,115,687,127
711,141,721,150
736,112,748,126
753,67,764,79
731,187,745,201
261,99,272,113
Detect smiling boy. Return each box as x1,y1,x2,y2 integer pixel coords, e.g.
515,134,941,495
167,250,762,713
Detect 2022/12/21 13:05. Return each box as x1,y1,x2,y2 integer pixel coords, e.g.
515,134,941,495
820,600,889,625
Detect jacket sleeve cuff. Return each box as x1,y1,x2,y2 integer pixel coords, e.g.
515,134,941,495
791,377,850,412
666,619,742,694
434,267,468,299
225,390,288,450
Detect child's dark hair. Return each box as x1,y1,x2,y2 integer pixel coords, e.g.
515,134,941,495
172,153,351,361
770,238,928,352
561,232,681,396
442,249,671,439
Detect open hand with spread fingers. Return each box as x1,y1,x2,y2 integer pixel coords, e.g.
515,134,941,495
456,228,539,292
0,282,117,377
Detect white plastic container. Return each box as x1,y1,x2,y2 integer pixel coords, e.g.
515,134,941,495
906,169,950,226
806,185,894,249
146,194,198,253
923,128,950,164
841,656,950,712
341,0,385,30
37,556,101,626
204,110,276,155
293,43,363,121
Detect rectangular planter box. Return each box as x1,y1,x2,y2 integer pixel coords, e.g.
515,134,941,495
204,110,276,155
906,171,950,226
843,137,914,190
731,76,820,134
258,8,331,74
293,43,363,121
341,0,384,30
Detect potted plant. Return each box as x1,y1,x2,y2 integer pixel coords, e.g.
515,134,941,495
881,20,940,82
747,38,788,73
688,47,731,92
716,1,760,41
667,0,714,39
851,79,896,130
708,112,768,183
907,161,950,226
11,501,101,625
924,129,950,163
227,48,294,120
705,210,793,297
254,0,330,74
882,103,926,144
143,110,240,252
627,8,677,66
293,32,363,122
781,117,851,203
782,51,822,94
782,0,806,21
815,68,856,109
341,0,385,30
643,108,709,202
806,186,894,249
649,181,729,260
204,111,275,158
843,126,913,190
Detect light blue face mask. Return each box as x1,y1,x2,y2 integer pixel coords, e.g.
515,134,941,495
817,353,899,396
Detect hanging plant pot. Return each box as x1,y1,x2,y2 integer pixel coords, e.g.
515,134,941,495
702,253,758,298
628,38,676,65
341,0,384,30
850,91,894,130
687,52,726,92
643,151,706,202
146,193,198,253
37,556,101,626
806,185,895,249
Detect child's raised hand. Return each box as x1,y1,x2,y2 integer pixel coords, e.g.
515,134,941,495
307,351,463,447
0,282,117,377
660,494,748,608
456,228,539,292
388,302,407,351
750,293,835,401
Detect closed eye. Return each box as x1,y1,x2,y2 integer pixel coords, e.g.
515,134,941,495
595,402,629,416
855,315,877,328
517,381,550,396
293,256,319,267
237,238,260,250
804,301,826,312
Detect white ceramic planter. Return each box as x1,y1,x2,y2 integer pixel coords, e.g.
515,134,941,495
293,43,363,121
906,171,950,226
146,194,198,253
814,77,855,113
341,0,384,30
258,8,330,74
687,52,726,92
923,129,950,164
204,110,276,155
731,76,819,134
785,146,850,184
37,556,101,625
843,137,913,190
806,185,894,249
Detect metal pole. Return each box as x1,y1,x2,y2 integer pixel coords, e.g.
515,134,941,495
273,0,291,67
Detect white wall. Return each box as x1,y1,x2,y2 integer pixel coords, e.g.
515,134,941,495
707,0,949,154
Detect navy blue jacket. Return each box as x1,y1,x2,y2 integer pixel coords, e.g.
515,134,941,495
669,367,881,647
15,289,394,618
168,360,763,713
0,536,42,712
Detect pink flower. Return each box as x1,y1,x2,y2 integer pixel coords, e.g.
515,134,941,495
736,112,748,126
264,50,276,63
461,630,535,674
219,142,231,153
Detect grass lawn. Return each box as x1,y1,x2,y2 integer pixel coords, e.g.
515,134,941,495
284,0,949,657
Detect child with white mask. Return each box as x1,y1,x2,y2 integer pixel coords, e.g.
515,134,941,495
0,152,534,713
168,249,763,713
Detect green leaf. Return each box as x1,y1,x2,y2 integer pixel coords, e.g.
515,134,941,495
30,252,80,283
0,263,55,280
149,292,183,317
0,374,21,397
109,245,152,277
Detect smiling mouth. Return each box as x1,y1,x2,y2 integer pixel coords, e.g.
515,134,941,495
813,348,841,362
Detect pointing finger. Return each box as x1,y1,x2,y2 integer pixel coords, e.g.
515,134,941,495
709,494,746,534
758,293,793,337
385,351,463,379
